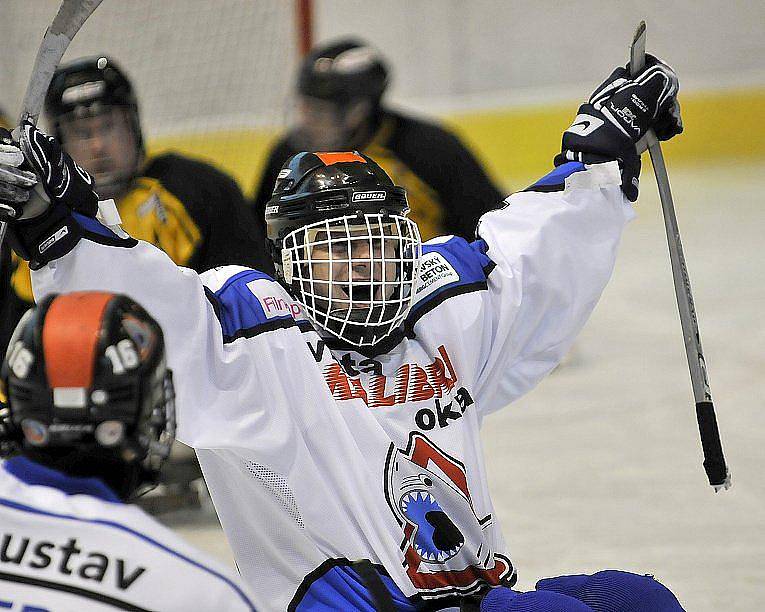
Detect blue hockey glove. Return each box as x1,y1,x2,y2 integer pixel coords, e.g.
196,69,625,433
17,120,99,215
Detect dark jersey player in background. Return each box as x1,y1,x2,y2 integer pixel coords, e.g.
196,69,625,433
1,56,272,354
251,38,503,242
0,108,12,357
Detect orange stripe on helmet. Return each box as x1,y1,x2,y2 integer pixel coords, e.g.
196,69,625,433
315,152,366,165
43,292,114,389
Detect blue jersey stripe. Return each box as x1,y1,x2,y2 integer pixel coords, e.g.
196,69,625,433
524,161,586,192
0,496,256,610
72,211,121,239
291,560,417,612
3,457,121,503
211,269,296,342
531,161,586,187
408,236,492,320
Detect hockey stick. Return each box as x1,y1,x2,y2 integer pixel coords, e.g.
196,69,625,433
629,21,731,491
0,0,104,248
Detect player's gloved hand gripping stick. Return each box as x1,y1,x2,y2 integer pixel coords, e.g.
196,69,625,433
557,42,682,202
629,22,730,491
558,26,728,491
0,0,103,249
0,122,99,266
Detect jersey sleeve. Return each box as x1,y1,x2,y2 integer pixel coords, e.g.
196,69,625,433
455,161,634,416
0,253,33,354
30,213,323,450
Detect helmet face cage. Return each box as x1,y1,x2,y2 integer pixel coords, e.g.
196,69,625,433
131,365,176,498
283,213,421,347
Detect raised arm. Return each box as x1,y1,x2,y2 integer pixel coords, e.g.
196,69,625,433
472,161,633,415
431,57,682,416
0,123,318,449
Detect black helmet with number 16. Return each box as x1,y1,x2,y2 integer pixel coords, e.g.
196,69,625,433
0,292,175,501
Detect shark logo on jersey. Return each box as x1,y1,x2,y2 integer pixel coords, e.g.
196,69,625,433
384,433,514,598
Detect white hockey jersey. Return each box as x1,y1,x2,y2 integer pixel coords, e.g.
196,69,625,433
0,456,256,611
30,161,633,610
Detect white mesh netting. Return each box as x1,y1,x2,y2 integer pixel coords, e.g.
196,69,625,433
0,0,300,192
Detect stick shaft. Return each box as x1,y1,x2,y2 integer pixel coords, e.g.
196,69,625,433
648,134,710,402
19,0,104,126
629,22,729,489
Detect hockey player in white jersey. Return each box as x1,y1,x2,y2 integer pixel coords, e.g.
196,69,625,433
0,57,686,610
0,292,256,611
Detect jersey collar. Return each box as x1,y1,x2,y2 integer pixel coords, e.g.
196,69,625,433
2,455,122,503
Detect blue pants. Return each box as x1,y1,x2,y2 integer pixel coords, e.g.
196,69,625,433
480,570,685,612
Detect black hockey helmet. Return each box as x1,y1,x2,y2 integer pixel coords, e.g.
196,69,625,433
0,292,175,499
45,56,143,149
298,38,389,106
265,152,421,349
265,151,408,269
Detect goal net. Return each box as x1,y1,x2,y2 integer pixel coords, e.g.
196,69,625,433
0,0,304,196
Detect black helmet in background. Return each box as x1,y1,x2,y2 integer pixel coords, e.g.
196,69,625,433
292,39,389,151
298,37,389,105
0,292,175,500
44,56,143,199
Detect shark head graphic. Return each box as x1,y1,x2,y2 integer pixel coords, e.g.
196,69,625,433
386,433,494,573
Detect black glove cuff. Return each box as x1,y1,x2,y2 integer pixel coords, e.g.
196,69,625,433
7,202,83,268
618,150,641,202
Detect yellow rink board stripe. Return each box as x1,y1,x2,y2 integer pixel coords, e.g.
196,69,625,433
147,86,765,196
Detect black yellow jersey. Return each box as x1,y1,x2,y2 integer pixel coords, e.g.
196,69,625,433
2,153,271,351
252,109,504,242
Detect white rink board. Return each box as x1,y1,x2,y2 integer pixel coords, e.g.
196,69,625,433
172,161,765,611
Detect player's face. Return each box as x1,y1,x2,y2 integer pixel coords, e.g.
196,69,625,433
58,107,140,199
296,96,371,150
309,226,398,308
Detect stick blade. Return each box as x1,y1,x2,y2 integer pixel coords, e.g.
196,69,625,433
629,21,649,152
632,20,646,48
50,0,104,38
